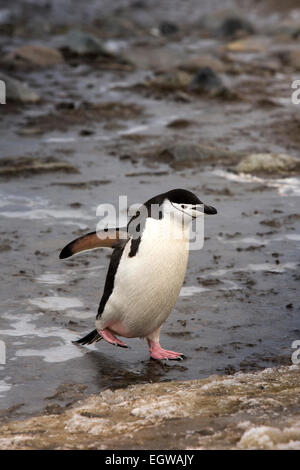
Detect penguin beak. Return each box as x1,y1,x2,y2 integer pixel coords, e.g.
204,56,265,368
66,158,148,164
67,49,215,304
204,205,217,215
171,203,217,218
191,204,217,217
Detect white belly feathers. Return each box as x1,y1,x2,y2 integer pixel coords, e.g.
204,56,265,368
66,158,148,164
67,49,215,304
96,217,190,338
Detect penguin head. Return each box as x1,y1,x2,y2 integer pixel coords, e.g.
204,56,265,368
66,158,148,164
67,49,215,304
140,188,217,222
128,188,217,237
163,189,217,220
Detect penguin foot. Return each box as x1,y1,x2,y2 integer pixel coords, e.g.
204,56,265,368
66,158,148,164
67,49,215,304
98,329,128,348
148,340,185,361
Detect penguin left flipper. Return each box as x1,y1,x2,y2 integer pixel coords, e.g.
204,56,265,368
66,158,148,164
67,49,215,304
59,228,128,259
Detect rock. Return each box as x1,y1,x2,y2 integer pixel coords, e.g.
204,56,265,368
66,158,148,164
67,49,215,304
166,119,193,129
0,9,14,25
0,73,40,103
5,45,64,68
146,70,191,91
25,101,143,133
17,127,43,136
218,16,254,38
279,50,300,71
159,21,179,36
236,153,300,175
179,54,225,73
188,67,223,93
0,157,78,177
157,142,243,167
226,37,270,53
198,12,254,38
61,29,113,57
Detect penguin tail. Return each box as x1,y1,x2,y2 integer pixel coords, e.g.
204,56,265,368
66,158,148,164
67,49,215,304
74,329,102,346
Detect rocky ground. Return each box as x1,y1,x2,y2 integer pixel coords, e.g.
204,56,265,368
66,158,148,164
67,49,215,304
0,0,300,450
0,365,299,449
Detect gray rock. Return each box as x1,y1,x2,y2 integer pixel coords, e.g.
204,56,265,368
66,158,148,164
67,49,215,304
158,142,243,166
61,29,113,56
236,153,300,175
179,54,225,74
188,67,223,93
159,21,179,36
199,12,254,38
0,157,78,177
188,67,236,99
0,9,14,25
218,16,254,38
0,73,40,103
5,45,64,67
281,50,300,71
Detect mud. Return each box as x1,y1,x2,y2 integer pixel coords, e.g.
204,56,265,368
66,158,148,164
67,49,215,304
0,0,300,450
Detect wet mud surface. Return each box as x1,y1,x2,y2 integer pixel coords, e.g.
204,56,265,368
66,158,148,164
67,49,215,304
0,0,300,448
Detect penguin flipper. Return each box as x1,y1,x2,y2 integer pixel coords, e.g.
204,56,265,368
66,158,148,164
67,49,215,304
59,228,128,259
73,329,102,345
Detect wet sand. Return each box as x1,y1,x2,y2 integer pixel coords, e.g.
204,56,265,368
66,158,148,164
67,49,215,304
0,0,300,449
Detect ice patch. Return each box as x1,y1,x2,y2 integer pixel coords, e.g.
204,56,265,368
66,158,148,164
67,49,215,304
0,208,92,221
0,378,11,397
0,191,93,223
29,296,83,310
180,286,210,297
285,234,300,241
219,236,266,245
215,170,300,197
119,125,148,135
220,279,241,290
43,137,76,144
64,309,94,320
35,273,68,285
0,311,87,364
15,345,83,363
246,262,297,273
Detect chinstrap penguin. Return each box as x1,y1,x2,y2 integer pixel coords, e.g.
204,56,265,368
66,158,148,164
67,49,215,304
59,189,217,360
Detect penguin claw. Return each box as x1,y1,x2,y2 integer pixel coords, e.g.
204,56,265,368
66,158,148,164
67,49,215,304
148,342,186,361
98,329,128,349
116,343,129,348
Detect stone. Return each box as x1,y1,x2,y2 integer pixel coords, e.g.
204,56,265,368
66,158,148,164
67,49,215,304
146,70,191,91
226,37,270,53
5,45,64,67
159,21,179,36
283,50,300,71
0,157,78,177
157,142,243,166
218,16,254,38
179,54,225,73
198,12,254,38
61,29,113,56
236,153,300,175
188,67,223,93
0,73,40,103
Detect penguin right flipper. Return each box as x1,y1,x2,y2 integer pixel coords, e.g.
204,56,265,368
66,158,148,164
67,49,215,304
59,228,128,259
74,329,102,345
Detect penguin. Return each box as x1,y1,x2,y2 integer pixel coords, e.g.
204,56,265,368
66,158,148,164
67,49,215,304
59,189,217,360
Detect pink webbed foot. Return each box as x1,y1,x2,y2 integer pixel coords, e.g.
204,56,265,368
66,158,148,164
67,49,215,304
98,329,128,348
148,340,185,361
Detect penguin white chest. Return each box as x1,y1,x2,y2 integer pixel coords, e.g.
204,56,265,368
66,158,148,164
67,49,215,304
102,217,190,337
